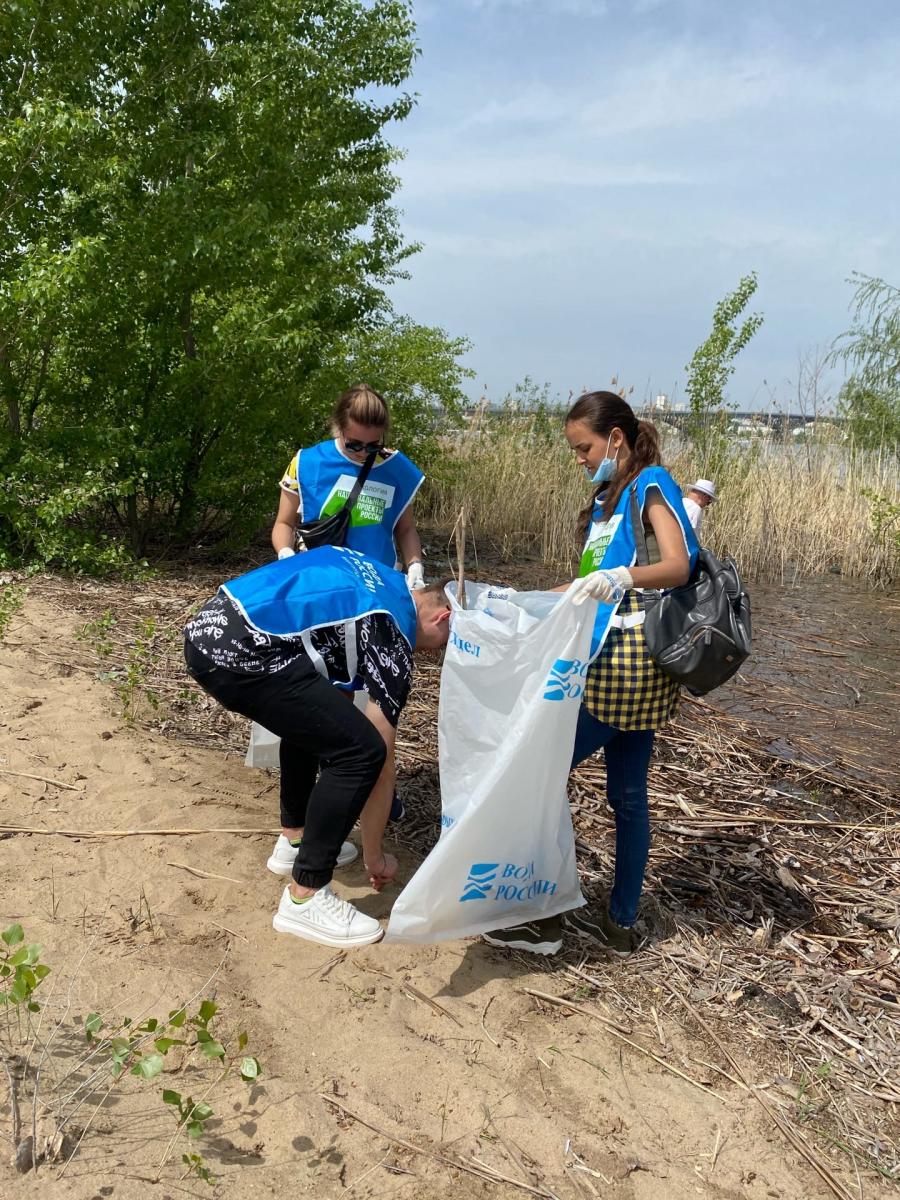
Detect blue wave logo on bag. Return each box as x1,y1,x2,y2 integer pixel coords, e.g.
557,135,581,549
543,657,589,701
459,861,559,903
459,863,499,901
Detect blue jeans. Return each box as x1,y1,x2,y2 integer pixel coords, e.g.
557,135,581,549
571,707,655,927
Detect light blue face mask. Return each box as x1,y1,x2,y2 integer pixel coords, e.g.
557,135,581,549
585,434,617,484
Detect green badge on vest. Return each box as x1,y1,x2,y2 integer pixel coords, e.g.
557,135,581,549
319,475,395,528
579,514,622,577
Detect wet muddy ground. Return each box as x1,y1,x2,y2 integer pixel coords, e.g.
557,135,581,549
713,578,900,789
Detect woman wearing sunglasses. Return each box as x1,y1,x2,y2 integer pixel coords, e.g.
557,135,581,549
272,384,426,587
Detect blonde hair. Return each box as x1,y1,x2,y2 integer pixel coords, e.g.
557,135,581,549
332,384,389,434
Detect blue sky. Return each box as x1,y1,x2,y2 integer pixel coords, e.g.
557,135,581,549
388,0,900,410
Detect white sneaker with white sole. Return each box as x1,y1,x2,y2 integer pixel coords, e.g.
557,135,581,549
266,835,358,877
272,885,383,947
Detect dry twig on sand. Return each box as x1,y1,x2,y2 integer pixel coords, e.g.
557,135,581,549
0,768,82,792
0,825,276,838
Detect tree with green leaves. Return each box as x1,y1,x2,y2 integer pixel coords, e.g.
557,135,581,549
308,317,471,461
831,273,900,453
1,1,468,569
684,272,764,472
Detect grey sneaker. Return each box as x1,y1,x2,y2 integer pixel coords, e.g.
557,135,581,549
564,905,639,957
482,915,563,956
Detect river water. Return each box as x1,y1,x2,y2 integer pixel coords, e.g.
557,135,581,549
475,554,899,790
710,577,900,789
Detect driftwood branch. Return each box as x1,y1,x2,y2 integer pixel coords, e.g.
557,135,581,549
0,825,276,838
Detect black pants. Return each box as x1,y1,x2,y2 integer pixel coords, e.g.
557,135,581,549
184,640,386,888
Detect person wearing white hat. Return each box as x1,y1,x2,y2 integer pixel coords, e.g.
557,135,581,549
683,479,716,534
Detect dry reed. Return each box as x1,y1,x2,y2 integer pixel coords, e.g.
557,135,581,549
419,412,900,585
396,667,900,1187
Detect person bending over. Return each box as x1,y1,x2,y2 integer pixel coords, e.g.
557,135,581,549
184,546,450,948
682,478,716,535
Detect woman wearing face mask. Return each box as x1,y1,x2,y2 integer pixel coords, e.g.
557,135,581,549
483,391,697,959
272,383,426,586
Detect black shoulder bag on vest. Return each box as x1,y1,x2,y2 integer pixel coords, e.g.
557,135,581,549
629,486,752,696
296,452,377,551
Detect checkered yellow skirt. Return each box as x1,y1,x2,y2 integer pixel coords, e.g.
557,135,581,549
583,591,680,731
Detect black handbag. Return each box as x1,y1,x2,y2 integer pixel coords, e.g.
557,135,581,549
630,486,751,696
296,452,376,550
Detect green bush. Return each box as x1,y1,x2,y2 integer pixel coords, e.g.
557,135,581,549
1,1,468,573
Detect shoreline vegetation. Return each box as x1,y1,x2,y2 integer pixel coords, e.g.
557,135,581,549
420,405,900,588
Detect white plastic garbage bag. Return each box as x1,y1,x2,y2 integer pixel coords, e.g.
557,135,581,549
245,721,281,770
244,690,369,771
386,580,599,944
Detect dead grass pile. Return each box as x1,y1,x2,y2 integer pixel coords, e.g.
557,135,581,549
398,672,900,1191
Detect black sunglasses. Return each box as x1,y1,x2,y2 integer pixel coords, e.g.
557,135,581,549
344,438,386,457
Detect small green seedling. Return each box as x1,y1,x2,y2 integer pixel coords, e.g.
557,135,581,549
82,995,261,1185
0,584,25,641
182,1151,214,1186
1,924,51,1014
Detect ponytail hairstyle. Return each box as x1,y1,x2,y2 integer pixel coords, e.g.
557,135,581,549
566,391,662,541
332,383,390,436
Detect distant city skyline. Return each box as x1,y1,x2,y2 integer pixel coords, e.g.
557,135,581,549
388,0,900,410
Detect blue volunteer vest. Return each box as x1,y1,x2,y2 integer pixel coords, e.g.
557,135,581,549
298,440,424,567
579,466,699,658
222,546,417,684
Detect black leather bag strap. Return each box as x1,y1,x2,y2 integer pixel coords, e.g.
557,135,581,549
629,483,661,612
295,452,378,550
341,451,377,515
629,485,650,567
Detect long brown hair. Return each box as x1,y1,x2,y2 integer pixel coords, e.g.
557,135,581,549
566,391,662,540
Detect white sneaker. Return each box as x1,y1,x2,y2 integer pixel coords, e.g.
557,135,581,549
272,885,383,947
266,835,358,877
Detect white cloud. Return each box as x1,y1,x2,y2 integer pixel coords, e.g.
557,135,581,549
580,52,786,137
462,84,570,131
397,150,689,197
404,211,850,263
450,41,900,141
403,226,578,259
463,0,610,14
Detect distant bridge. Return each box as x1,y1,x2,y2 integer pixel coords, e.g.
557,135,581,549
461,405,842,438
639,410,844,437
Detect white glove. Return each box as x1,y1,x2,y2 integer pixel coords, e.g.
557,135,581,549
277,546,296,560
406,561,426,591
570,566,633,606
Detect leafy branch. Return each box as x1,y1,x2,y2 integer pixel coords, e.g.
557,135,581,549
1,926,259,1186
684,272,764,473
